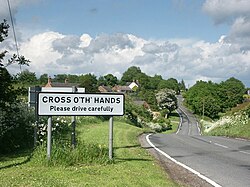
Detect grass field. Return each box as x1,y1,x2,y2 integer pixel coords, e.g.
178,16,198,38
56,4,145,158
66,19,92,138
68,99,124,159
0,119,180,187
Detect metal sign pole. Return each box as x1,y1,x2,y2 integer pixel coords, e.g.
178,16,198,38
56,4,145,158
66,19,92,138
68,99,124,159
109,116,114,160
47,116,52,160
71,86,77,148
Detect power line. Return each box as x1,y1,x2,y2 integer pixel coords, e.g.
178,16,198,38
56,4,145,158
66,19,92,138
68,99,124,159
7,0,21,71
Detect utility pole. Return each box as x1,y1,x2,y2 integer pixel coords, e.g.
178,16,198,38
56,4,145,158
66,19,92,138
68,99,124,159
202,98,205,119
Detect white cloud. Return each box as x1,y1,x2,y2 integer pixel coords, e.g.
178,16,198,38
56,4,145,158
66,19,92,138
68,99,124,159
3,30,249,87
203,0,250,52
1,0,250,87
202,0,250,24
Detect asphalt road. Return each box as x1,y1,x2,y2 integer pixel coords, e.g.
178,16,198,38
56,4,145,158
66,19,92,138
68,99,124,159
148,95,250,187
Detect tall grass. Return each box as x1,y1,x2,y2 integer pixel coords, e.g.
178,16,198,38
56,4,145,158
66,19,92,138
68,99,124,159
31,140,110,167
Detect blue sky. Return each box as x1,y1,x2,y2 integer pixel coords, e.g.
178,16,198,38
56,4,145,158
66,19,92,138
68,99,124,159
16,0,228,41
0,0,250,87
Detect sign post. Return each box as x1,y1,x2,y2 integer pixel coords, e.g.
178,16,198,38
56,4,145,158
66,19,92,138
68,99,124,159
71,86,77,148
28,86,41,147
37,92,124,160
109,116,114,160
47,116,52,160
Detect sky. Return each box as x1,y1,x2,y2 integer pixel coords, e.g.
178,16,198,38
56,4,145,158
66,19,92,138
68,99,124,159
0,0,250,87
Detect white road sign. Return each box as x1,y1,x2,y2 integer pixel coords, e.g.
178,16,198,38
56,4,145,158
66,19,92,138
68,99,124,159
37,92,124,116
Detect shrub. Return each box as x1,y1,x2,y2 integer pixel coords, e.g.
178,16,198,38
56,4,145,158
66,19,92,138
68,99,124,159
0,102,34,153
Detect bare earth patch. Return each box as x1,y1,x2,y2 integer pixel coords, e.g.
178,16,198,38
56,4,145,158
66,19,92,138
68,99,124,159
139,134,213,187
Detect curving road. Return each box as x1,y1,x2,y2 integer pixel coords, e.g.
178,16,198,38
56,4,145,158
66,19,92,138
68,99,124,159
147,95,250,187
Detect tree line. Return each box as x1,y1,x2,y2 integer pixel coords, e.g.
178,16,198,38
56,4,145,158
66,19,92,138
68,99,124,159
184,78,247,119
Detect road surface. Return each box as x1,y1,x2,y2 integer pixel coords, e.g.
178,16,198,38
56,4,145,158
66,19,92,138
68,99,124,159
147,95,250,187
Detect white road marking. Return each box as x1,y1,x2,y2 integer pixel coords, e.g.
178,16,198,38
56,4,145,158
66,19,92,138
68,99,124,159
175,109,182,135
146,134,222,187
196,122,201,135
214,143,229,149
239,151,250,155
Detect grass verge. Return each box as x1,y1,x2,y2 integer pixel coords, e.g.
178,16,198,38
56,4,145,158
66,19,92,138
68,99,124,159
0,119,180,187
162,111,180,134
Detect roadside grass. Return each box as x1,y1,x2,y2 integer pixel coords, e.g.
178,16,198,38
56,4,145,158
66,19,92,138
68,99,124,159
203,102,250,139
205,120,250,139
0,118,180,187
162,111,180,134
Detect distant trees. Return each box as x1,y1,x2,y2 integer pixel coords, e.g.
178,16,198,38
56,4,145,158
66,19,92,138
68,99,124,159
185,78,246,119
79,73,98,93
16,69,37,84
98,74,118,87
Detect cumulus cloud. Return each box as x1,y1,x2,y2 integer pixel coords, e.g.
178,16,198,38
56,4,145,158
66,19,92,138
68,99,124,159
3,30,249,87
203,0,250,52
202,0,250,24
1,0,250,87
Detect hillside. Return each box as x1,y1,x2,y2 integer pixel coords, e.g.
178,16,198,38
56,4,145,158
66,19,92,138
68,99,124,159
202,102,250,139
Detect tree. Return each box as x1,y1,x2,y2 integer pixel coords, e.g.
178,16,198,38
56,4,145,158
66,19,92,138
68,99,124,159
79,73,98,93
155,89,177,118
67,74,79,83
104,74,118,87
185,80,222,118
0,20,33,153
16,69,37,85
158,78,180,93
53,74,68,82
39,73,48,85
120,66,142,84
219,77,246,109
179,79,186,91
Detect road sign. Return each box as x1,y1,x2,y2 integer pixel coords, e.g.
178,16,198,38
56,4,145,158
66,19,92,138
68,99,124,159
37,92,124,116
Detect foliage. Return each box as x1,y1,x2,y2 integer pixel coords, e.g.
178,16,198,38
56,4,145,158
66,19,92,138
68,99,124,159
0,102,34,153
79,73,98,93
158,78,180,93
203,110,250,139
38,73,48,85
178,79,186,91
98,73,118,87
124,96,152,127
15,69,37,85
155,88,178,117
120,66,142,84
0,20,32,154
219,77,246,109
35,116,71,143
185,78,246,119
138,89,158,110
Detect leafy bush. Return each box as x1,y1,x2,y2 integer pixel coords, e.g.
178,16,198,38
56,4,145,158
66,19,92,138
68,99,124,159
0,102,34,153
35,116,72,143
124,97,152,127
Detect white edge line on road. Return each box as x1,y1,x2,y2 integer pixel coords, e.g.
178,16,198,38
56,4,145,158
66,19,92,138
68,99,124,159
177,107,201,136
214,143,229,149
146,134,222,187
175,109,182,134
196,122,201,135
239,151,250,155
